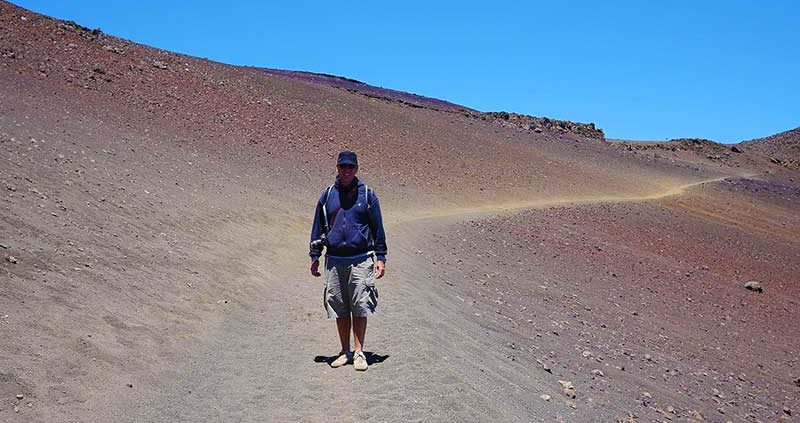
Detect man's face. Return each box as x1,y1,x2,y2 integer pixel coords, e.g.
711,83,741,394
337,164,357,185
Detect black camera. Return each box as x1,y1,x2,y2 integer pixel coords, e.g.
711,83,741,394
310,233,327,250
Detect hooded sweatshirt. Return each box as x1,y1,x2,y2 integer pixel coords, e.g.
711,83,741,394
309,176,387,262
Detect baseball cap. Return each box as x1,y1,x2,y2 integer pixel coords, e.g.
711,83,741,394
337,151,358,166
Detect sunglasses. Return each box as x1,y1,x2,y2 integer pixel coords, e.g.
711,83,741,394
338,164,356,169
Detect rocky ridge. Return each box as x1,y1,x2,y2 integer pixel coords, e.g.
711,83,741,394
484,111,605,140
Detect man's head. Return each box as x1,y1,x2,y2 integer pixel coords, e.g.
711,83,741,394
336,150,358,186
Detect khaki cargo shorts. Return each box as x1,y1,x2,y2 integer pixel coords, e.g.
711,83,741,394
324,255,378,318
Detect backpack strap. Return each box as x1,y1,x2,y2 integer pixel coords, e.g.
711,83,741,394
321,184,334,232
364,184,370,211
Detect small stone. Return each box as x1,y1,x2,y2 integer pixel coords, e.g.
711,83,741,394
542,362,552,373
581,350,593,358
559,380,576,399
15,394,23,400
102,45,124,54
730,145,742,153
539,394,551,401
591,369,605,377
152,60,168,69
641,392,652,406
0,243,8,249
689,410,704,420
744,281,763,293
783,407,791,416
6,256,18,264
793,378,800,387
644,354,653,361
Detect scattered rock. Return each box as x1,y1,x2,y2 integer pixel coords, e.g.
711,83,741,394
539,394,551,401
559,380,576,399
730,145,742,153
152,60,168,69
541,362,552,373
6,256,18,264
102,45,124,54
15,394,23,400
744,281,763,293
0,243,8,249
640,392,652,406
794,377,800,387
783,407,791,416
581,350,593,358
689,410,704,420
591,369,605,377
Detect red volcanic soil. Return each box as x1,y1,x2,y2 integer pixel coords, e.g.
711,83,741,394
1,1,798,422
412,178,799,421
260,68,476,113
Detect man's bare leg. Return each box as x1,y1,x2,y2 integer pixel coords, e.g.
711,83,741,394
336,317,351,351
353,316,367,352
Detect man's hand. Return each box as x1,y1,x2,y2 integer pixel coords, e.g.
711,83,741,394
310,260,321,277
375,260,385,279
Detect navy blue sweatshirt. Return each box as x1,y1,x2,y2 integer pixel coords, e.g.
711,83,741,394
309,177,387,262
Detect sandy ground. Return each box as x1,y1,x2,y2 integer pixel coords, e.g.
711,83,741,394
1,2,799,422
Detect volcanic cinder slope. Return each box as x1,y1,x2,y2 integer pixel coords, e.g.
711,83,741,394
1,2,798,422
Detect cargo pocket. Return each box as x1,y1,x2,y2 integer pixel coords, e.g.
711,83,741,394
354,257,378,315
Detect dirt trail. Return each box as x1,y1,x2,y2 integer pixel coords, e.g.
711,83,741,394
389,174,753,224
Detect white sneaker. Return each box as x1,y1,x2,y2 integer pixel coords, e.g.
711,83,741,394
353,350,368,371
330,351,351,368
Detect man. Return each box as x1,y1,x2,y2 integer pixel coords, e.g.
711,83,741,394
309,150,387,371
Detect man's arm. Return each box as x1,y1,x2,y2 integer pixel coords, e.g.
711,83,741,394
309,192,326,276
367,190,387,279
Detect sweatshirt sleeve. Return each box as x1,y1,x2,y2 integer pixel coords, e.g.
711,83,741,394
367,189,387,262
309,190,327,261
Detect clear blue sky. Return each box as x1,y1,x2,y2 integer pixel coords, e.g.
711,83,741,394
14,0,800,142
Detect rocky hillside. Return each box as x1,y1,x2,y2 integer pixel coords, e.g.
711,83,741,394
260,71,606,140
741,127,800,170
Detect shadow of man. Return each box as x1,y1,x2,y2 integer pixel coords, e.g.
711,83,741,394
314,351,390,368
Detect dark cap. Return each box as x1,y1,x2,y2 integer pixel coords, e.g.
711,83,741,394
337,151,358,166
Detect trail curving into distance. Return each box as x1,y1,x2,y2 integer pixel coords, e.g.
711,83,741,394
389,174,757,225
